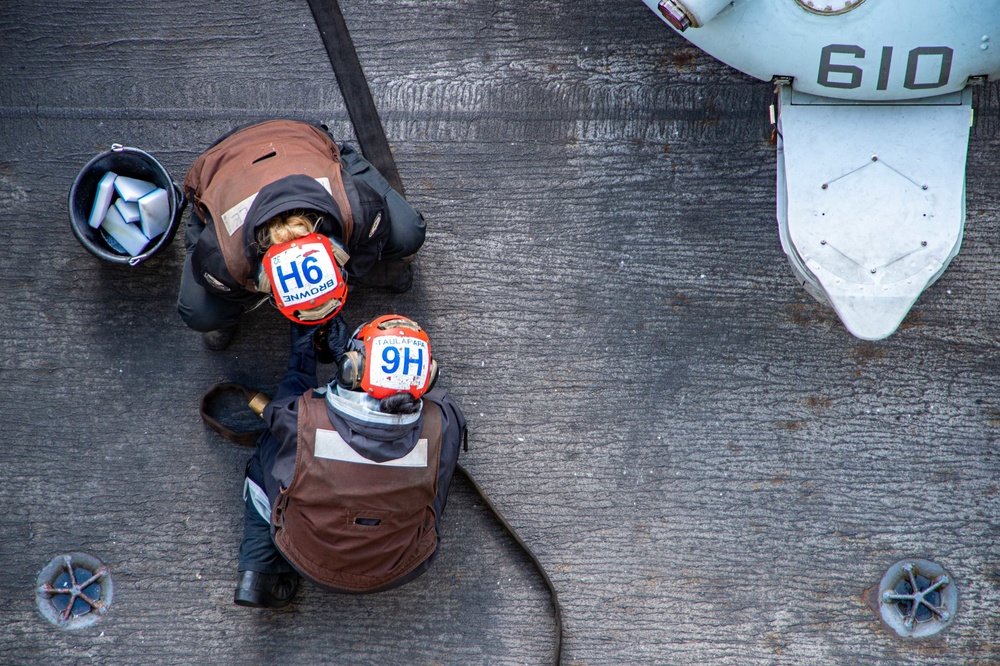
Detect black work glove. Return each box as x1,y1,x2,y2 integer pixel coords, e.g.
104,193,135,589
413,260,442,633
314,314,352,365
285,321,320,379
290,322,319,354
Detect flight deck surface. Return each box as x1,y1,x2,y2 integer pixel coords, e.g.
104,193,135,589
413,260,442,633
1,1,999,664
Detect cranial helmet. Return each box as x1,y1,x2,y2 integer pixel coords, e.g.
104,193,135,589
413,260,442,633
337,315,438,400
261,232,348,325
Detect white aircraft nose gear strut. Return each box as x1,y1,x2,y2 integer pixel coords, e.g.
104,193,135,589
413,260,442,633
775,82,972,340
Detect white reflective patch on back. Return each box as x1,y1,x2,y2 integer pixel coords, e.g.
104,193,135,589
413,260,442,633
222,192,257,236
314,428,428,467
314,177,332,195
220,177,333,237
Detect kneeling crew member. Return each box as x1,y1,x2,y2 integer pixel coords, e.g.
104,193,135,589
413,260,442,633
179,119,426,350
235,315,466,607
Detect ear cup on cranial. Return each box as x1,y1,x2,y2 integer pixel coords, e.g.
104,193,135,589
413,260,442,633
426,359,439,391
337,350,365,390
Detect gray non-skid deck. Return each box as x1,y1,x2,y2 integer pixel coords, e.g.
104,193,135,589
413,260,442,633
1,1,999,664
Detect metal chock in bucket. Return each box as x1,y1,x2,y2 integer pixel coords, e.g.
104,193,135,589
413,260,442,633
69,144,185,266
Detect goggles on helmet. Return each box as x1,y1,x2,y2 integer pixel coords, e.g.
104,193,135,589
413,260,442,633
339,315,437,400
261,233,348,325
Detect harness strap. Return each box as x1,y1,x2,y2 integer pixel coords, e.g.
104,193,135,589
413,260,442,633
306,0,405,196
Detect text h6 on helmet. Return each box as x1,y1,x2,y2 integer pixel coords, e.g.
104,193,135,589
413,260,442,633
261,232,348,325
337,315,439,400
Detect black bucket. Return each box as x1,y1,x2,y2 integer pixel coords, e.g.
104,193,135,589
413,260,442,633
69,144,185,266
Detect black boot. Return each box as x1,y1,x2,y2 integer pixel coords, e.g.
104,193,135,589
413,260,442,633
233,570,300,608
202,325,238,351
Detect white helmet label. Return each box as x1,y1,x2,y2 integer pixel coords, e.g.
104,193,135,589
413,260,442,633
268,240,340,307
368,336,430,391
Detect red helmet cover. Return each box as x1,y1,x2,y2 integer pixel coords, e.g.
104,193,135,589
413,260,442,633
356,315,434,400
262,233,347,324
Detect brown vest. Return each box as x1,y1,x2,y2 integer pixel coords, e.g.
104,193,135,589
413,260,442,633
272,395,443,592
184,120,355,289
